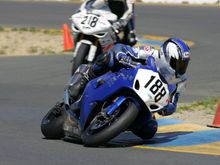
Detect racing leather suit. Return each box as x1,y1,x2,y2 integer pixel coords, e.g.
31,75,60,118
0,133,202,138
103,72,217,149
64,43,188,139
78,0,137,46
72,43,187,116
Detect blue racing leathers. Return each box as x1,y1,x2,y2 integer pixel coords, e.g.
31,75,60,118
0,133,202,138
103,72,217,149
88,43,188,116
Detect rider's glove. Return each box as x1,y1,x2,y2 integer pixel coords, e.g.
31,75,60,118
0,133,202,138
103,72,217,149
112,19,127,33
115,52,132,65
158,103,176,116
158,93,180,116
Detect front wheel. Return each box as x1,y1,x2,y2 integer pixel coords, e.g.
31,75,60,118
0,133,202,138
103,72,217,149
41,103,65,139
71,43,90,75
81,101,139,147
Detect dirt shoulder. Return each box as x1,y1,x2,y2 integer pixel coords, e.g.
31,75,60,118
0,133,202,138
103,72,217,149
171,110,215,126
0,28,218,127
0,28,65,56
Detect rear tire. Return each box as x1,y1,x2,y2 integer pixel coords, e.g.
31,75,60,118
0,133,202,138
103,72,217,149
71,43,90,75
41,104,65,139
81,101,139,147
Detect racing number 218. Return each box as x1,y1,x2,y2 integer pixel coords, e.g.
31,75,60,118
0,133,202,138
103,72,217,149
81,16,99,27
144,75,167,102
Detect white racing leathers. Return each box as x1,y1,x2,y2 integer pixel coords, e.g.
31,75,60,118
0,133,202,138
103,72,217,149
79,0,135,25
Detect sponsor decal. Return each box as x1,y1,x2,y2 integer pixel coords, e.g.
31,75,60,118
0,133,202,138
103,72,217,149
144,46,152,54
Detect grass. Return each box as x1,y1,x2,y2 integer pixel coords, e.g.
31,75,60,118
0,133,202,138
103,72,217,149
27,46,59,55
43,29,62,35
4,27,62,35
178,97,219,115
0,26,65,56
27,46,39,54
0,26,5,32
0,50,6,55
40,47,57,55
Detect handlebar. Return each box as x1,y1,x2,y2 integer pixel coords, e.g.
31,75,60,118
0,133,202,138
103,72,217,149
119,58,140,69
119,56,158,72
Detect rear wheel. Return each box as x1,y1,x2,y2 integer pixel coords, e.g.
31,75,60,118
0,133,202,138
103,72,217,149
81,101,139,147
71,43,90,75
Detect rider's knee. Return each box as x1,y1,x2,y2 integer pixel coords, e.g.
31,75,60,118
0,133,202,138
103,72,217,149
68,72,88,100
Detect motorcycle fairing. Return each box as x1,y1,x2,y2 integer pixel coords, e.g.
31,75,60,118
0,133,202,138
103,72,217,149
79,63,169,129
79,67,137,129
72,10,114,35
133,69,169,112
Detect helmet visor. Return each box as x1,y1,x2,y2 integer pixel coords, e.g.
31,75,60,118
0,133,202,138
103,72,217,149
170,57,189,76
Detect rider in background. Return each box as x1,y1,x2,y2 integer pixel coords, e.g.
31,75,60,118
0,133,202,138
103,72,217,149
78,0,137,46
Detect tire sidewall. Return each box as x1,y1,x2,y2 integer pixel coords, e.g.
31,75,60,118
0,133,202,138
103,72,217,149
41,108,65,139
71,43,91,75
81,101,139,146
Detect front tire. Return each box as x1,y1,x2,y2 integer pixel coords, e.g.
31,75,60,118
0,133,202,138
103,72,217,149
81,101,139,147
41,103,65,139
71,43,90,75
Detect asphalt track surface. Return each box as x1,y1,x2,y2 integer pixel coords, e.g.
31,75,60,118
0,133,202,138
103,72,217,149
0,1,220,165
0,1,220,102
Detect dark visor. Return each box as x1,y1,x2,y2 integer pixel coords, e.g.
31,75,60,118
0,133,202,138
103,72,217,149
170,57,189,76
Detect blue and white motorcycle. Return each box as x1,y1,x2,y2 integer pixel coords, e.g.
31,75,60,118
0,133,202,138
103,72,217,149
41,57,170,146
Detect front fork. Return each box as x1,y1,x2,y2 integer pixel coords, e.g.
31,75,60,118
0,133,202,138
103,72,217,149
105,96,140,117
73,40,98,62
106,96,126,116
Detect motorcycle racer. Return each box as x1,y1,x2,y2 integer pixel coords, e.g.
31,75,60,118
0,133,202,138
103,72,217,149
70,38,190,115
78,0,137,46
48,38,190,139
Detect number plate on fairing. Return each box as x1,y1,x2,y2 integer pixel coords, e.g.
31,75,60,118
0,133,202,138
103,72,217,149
72,11,111,35
133,69,169,112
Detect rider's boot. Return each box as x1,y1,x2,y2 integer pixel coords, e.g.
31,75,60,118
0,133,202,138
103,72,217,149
63,74,88,139
128,31,138,46
63,65,91,139
68,64,91,101
63,111,81,139
122,31,137,46
131,113,158,140
68,73,88,101
123,18,138,46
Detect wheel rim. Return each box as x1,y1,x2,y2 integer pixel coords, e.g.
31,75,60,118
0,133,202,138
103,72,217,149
86,101,128,135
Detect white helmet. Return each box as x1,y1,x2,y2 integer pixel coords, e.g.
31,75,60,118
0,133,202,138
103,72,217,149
160,38,190,77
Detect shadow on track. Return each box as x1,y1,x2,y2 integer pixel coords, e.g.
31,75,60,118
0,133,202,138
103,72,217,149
54,131,193,148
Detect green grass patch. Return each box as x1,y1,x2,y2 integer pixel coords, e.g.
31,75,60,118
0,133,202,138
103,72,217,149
0,50,6,55
19,27,29,32
40,48,57,55
178,97,219,115
27,46,39,54
11,28,18,31
1,26,62,35
0,26,5,32
43,29,62,35
29,27,38,33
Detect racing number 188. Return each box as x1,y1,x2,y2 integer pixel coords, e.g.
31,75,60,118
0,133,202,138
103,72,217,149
144,75,167,102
